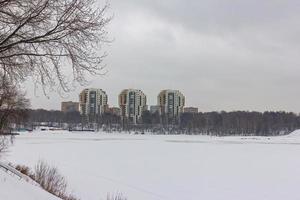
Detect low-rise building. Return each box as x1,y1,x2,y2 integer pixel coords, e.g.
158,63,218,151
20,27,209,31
184,107,198,113
150,105,160,114
108,107,121,116
61,101,79,113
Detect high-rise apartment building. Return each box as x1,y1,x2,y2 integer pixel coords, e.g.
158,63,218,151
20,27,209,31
158,90,185,119
79,88,108,116
119,89,147,124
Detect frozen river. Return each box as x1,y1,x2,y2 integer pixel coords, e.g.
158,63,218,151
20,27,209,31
4,131,300,200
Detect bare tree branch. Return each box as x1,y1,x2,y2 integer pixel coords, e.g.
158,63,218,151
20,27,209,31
0,0,111,92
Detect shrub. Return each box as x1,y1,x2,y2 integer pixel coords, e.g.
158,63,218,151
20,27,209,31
107,193,127,200
0,136,11,153
34,160,80,200
15,164,32,176
15,161,127,200
34,160,68,198
14,161,80,200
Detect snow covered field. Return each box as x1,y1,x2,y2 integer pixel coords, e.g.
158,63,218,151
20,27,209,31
4,131,300,200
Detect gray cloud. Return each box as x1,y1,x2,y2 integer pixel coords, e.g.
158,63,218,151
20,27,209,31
27,0,300,112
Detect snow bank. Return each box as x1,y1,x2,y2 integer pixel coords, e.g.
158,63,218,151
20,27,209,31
0,163,60,200
288,129,300,137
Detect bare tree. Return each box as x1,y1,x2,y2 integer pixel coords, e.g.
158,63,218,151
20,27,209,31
0,0,111,92
0,75,30,134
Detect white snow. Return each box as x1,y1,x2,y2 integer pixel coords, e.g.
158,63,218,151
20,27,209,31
3,130,300,200
0,162,60,200
286,129,300,137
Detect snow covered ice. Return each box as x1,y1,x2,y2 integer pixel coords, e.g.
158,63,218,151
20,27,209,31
3,130,300,200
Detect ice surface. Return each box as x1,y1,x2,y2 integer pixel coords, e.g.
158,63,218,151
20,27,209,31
3,130,300,200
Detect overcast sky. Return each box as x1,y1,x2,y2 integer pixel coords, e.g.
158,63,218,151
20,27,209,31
25,0,300,112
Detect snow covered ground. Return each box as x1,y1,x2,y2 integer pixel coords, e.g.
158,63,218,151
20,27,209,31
0,163,60,200
3,130,300,200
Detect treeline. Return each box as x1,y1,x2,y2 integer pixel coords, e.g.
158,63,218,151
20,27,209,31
26,109,121,127
139,110,300,136
178,111,300,136
24,109,300,136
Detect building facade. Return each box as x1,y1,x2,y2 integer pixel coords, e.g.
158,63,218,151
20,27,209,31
184,107,198,113
158,90,185,119
119,89,147,124
79,88,108,116
61,101,79,113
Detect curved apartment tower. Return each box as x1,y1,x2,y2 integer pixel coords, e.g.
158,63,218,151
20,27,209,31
119,89,147,124
79,88,108,116
158,90,185,119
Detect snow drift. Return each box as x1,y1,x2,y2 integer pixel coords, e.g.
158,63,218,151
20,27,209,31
0,162,60,200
